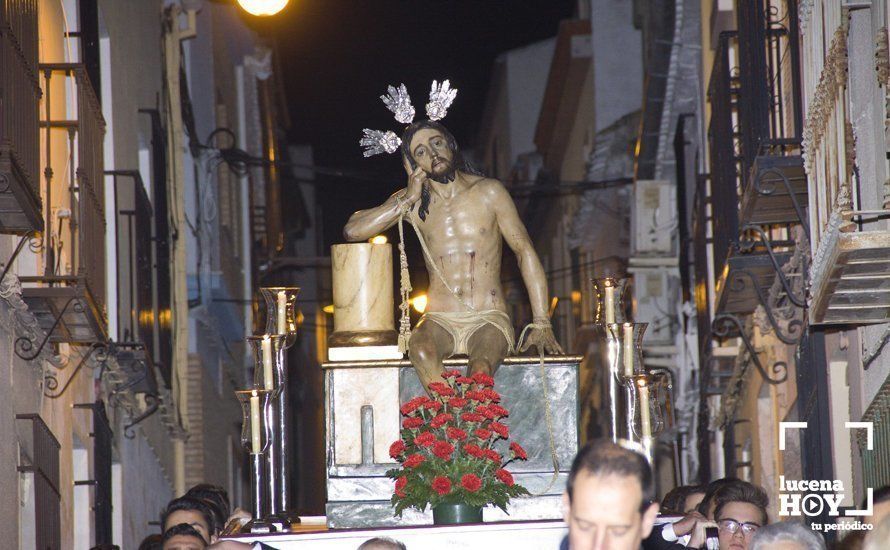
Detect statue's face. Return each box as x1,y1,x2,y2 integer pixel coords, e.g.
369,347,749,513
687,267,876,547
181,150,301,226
409,128,455,181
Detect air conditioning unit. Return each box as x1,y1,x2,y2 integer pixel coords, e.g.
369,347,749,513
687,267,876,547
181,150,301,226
631,179,677,256
629,266,679,345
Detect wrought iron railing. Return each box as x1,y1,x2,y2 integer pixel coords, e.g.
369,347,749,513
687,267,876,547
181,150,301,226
736,0,803,166
140,108,173,386
860,382,890,492
16,413,61,550
0,0,42,231
707,31,741,279
38,63,107,327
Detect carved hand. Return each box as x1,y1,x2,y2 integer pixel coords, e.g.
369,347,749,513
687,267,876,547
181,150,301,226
403,156,427,204
519,324,565,356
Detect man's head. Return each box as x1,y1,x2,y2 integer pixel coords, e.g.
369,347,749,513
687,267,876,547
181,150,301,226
162,523,207,550
185,484,230,535
562,439,659,550
357,537,407,550
697,477,741,519
162,496,215,545
713,480,770,550
138,534,163,550
661,484,706,515
749,521,825,550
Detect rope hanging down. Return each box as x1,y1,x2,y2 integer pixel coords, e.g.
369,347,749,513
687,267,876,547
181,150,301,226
396,199,561,494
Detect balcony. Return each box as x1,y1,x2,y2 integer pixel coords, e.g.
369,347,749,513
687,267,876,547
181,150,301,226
0,0,43,233
19,64,107,352
810,214,890,325
736,0,807,228
739,156,807,226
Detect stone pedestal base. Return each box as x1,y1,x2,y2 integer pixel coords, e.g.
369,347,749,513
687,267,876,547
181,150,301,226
323,356,582,528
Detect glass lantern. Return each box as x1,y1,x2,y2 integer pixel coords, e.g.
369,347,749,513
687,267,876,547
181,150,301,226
236,388,274,455
593,277,629,326
606,322,647,380
627,373,666,440
246,334,287,395
648,368,675,432
260,287,300,349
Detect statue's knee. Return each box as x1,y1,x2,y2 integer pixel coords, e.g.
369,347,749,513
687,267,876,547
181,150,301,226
409,342,436,365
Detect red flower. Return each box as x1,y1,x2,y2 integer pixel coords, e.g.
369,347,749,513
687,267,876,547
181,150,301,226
489,404,509,418
461,473,482,492
448,397,469,408
429,382,456,397
495,469,515,486
466,390,487,402
482,388,501,403
461,412,485,423
474,428,493,440
443,370,461,379
414,431,436,447
400,396,429,416
403,453,425,468
446,427,467,441
463,443,484,458
510,442,528,460
395,476,408,497
430,413,454,428
484,449,502,463
491,422,509,438
456,376,474,385
476,405,496,419
472,372,495,386
389,440,406,458
432,476,452,496
402,417,424,430
425,400,443,413
432,440,455,460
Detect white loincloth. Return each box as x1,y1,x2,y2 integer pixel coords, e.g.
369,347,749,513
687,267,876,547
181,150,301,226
420,309,515,356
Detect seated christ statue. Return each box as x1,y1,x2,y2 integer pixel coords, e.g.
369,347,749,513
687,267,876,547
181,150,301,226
345,82,563,391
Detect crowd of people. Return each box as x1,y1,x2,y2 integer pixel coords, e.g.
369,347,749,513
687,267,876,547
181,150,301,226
563,440,890,550
125,440,889,549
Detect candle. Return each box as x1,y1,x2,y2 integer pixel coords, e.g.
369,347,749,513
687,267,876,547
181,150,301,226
277,291,287,334
604,282,616,325
623,323,634,377
262,335,274,390
639,380,652,439
250,392,262,453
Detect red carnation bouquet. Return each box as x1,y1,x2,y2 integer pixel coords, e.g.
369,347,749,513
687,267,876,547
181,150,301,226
386,370,530,515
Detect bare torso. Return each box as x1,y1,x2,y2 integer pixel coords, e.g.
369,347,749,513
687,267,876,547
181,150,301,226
407,175,507,313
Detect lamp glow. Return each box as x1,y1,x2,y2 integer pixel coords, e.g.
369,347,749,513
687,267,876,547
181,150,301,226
370,235,388,244
411,294,428,314
323,304,334,314
237,0,288,16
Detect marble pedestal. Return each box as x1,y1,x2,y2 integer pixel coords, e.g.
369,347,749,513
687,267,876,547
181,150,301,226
323,355,582,528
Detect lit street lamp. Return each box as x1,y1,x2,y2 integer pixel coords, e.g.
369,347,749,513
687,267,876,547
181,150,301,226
237,0,289,16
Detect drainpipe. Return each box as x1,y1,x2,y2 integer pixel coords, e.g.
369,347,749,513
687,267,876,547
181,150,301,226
161,2,197,493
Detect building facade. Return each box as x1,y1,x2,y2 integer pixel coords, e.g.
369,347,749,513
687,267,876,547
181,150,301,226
684,0,890,535
0,1,283,547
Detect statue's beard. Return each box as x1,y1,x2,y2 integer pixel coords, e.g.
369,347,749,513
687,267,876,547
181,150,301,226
429,158,456,183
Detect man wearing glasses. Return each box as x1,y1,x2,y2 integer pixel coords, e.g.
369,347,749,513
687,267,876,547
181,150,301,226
710,481,769,550
644,479,769,549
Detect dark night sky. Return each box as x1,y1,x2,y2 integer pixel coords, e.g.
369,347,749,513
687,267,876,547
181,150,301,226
265,0,576,246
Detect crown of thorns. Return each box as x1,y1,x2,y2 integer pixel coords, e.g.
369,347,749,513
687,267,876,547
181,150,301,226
359,80,458,157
